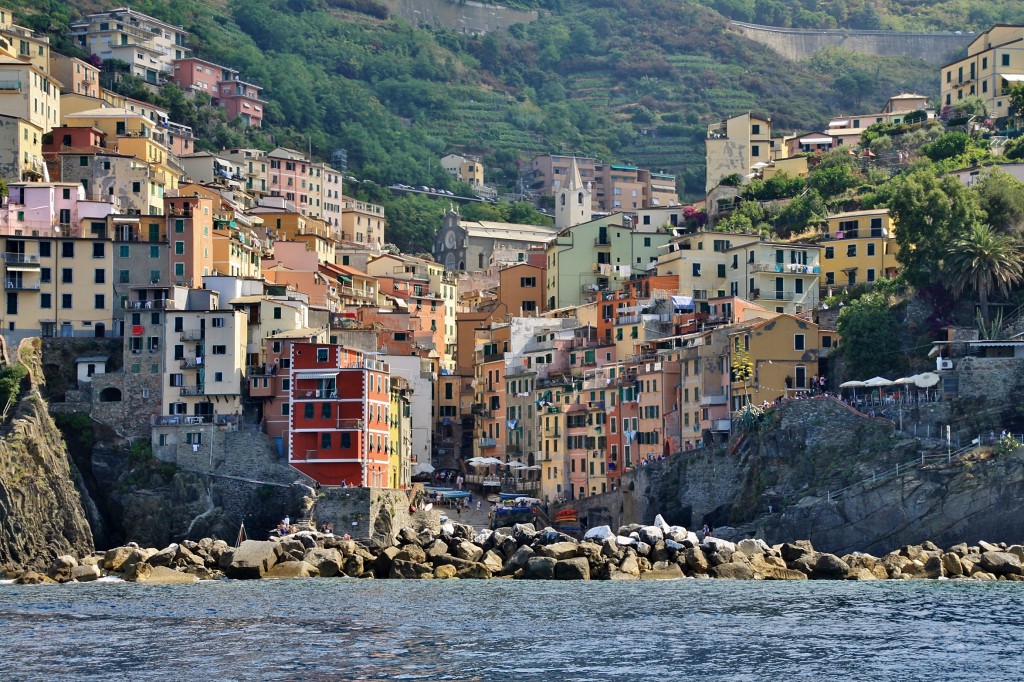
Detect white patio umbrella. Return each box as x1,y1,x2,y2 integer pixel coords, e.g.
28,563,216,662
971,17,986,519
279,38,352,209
413,462,435,474
862,376,893,387
839,379,866,400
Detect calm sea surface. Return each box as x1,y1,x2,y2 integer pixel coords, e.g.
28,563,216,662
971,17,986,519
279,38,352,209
0,579,1021,680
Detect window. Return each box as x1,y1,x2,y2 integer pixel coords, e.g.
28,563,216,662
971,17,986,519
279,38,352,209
717,264,726,278
92,242,104,259
692,263,701,277
304,403,314,419
212,317,224,328
62,268,73,283
39,242,50,258
1003,54,1011,67
174,241,184,255
867,268,876,282
150,270,160,283
94,269,105,284
150,246,160,259
62,242,74,258
751,144,760,157
174,263,184,277
752,124,761,134
321,433,332,449
273,307,282,319
520,277,536,288
847,244,857,257
94,294,105,309
824,246,834,259
794,334,805,351
317,348,329,362
132,181,141,193
211,345,226,355
61,294,72,309
40,268,51,283
175,219,184,233
341,432,351,449
282,403,290,416
119,245,130,258
822,335,832,349
321,403,331,419
41,293,51,309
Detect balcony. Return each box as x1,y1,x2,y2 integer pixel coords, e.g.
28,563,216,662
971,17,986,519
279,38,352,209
336,418,364,429
0,80,22,92
700,394,727,406
180,329,204,341
179,358,201,369
124,299,174,309
757,291,795,301
594,237,612,247
2,253,39,266
751,262,820,275
179,385,205,396
711,418,731,432
295,389,338,400
478,437,497,448
4,279,40,290
153,414,239,427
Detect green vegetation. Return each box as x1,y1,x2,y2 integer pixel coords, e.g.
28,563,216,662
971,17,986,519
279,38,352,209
945,223,1024,326
0,362,28,419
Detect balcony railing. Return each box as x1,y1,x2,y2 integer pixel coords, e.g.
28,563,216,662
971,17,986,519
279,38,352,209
594,237,612,247
179,385,205,396
751,262,820,275
2,253,39,264
152,414,239,426
4,279,40,290
124,299,173,309
295,389,338,399
478,437,497,448
179,359,201,369
180,329,204,341
336,418,364,429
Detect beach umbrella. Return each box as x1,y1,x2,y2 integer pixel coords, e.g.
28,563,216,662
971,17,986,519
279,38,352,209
413,462,435,474
839,379,866,400
862,376,893,387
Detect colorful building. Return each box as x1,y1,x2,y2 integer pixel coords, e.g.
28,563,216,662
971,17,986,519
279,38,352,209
820,208,899,292
287,342,392,488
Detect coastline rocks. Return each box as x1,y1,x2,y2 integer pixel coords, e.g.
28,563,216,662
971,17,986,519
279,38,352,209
18,515,1024,584
224,540,283,580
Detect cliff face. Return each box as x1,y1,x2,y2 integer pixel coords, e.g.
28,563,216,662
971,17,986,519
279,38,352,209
564,398,1024,554
0,341,94,573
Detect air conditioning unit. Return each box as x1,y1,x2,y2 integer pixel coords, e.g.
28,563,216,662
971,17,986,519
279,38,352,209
937,358,953,371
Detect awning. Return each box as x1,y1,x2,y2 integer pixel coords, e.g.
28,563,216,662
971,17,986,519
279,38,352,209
672,295,694,310
1000,74,1024,83
292,370,339,379
337,275,352,283
800,136,834,144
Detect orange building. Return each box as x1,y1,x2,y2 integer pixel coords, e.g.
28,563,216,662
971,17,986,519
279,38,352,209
166,195,214,287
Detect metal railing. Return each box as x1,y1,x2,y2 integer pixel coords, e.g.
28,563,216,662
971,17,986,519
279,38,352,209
4,279,40,290
478,437,497,448
179,385,205,396
2,253,39,264
179,329,203,341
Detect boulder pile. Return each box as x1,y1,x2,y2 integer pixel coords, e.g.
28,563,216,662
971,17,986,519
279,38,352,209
13,517,1024,583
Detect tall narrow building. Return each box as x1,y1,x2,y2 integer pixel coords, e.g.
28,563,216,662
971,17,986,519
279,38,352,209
555,158,591,230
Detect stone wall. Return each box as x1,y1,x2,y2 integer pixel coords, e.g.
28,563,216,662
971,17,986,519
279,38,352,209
729,21,972,66
379,0,536,35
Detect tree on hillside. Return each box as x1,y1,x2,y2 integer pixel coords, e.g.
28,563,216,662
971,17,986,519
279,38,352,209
922,132,972,162
973,169,1024,237
944,223,1024,326
1006,82,1024,121
835,292,902,381
885,170,985,288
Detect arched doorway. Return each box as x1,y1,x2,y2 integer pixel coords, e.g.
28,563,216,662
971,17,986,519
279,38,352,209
99,387,122,402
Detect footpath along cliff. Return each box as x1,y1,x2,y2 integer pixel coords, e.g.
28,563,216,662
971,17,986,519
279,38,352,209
0,339,93,573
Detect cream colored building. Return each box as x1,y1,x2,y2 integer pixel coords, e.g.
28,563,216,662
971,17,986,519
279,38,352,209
705,112,775,193
340,195,386,248
163,306,247,421
941,25,1024,119
0,113,42,183
71,8,190,85
0,54,60,133
441,153,484,186
0,7,50,74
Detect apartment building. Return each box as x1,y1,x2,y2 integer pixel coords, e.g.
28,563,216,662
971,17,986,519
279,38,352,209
440,153,484,186
221,148,269,196
705,112,775,193
267,147,310,213
71,8,190,84
727,314,828,409
0,54,60,133
820,208,899,292
166,195,214,287
0,113,43,183
340,195,385,248
0,8,50,74
49,54,99,98
308,162,343,232
940,25,1024,119
287,342,392,488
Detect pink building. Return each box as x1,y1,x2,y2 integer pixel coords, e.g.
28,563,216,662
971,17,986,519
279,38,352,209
0,183,115,237
267,148,310,214
172,58,265,127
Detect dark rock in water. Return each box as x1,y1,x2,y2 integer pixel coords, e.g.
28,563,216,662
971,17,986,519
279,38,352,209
456,563,492,579
394,544,427,565
343,555,364,578
303,548,343,578
374,546,399,578
922,555,945,579
812,553,849,579
524,556,557,579
555,557,590,580
388,559,432,579
781,541,814,564
505,545,534,572
146,544,177,567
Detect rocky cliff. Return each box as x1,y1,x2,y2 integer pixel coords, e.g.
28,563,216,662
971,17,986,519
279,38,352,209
563,397,1024,555
0,339,94,574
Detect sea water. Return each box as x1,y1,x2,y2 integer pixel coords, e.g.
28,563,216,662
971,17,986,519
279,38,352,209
0,579,1021,680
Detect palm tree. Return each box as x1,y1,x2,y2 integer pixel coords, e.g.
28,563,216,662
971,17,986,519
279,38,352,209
945,223,1024,326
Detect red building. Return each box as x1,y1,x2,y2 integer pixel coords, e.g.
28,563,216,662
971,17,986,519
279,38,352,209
288,342,391,487
171,57,265,127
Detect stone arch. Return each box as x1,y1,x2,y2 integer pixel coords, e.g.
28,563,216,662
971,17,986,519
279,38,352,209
560,194,566,206
99,387,122,402
578,191,584,205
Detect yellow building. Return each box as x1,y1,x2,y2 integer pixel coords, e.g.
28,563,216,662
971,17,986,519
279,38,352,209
441,153,485,186
728,314,832,410
539,393,567,503
705,112,775,193
820,208,899,292
340,195,386,248
656,231,762,304
251,206,336,264
0,7,50,74
0,54,60,133
940,25,1024,119
0,113,42,183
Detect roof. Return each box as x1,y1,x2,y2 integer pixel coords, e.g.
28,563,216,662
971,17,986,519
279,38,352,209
825,208,890,219
463,220,558,242
271,327,322,340
76,355,108,363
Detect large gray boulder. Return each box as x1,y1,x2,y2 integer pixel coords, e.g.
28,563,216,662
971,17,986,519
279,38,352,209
980,551,1022,576
452,540,484,563
304,548,344,577
539,541,578,561
395,544,427,565
640,562,684,580
142,566,200,584
812,553,850,579
146,544,178,568
103,546,135,571
225,541,282,580
72,564,102,582
711,562,754,580
505,545,535,572
781,540,814,564
555,557,590,580
941,552,964,577
481,550,505,574
524,556,557,579
47,555,78,583
389,559,433,579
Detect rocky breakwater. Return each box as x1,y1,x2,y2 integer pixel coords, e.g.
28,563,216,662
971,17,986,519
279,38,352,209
14,515,1024,583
